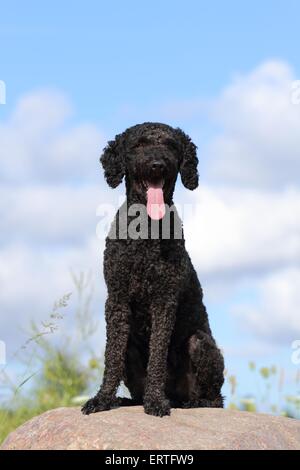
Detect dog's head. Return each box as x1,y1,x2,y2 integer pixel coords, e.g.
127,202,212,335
100,122,198,219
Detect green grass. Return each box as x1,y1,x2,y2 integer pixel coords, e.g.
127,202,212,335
225,362,300,419
0,351,95,444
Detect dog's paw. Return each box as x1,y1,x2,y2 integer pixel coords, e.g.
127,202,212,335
81,395,111,415
144,396,171,417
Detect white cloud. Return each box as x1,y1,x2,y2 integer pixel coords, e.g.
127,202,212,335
0,184,117,245
0,238,106,353
233,268,300,345
0,89,106,183
177,61,300,346
0,90,110,353
181,184,300,345
205,60,300,188
184,185,300,278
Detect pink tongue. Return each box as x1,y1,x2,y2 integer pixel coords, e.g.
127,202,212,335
147,185,165,220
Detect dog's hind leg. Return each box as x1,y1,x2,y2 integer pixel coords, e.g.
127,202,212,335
182,331,225,408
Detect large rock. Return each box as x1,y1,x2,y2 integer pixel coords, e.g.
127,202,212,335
1,406,300,450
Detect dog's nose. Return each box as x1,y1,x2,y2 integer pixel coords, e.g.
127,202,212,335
151,161,165,172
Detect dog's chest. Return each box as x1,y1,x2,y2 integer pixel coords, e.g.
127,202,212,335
127,239,186,301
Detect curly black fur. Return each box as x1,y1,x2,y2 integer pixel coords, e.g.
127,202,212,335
82,122,224,417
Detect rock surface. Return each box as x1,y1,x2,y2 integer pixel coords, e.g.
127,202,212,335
1,406,300,450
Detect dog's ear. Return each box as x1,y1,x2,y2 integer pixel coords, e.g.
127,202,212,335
175,128,199,190
100,134,126,188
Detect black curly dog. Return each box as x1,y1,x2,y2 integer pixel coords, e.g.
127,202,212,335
82,122,224,417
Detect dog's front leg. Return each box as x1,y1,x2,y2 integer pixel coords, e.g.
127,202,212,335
143,298,177,417
81,296,130,415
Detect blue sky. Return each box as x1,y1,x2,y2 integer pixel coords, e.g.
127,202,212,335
2,0,300,126
1,1,300,407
